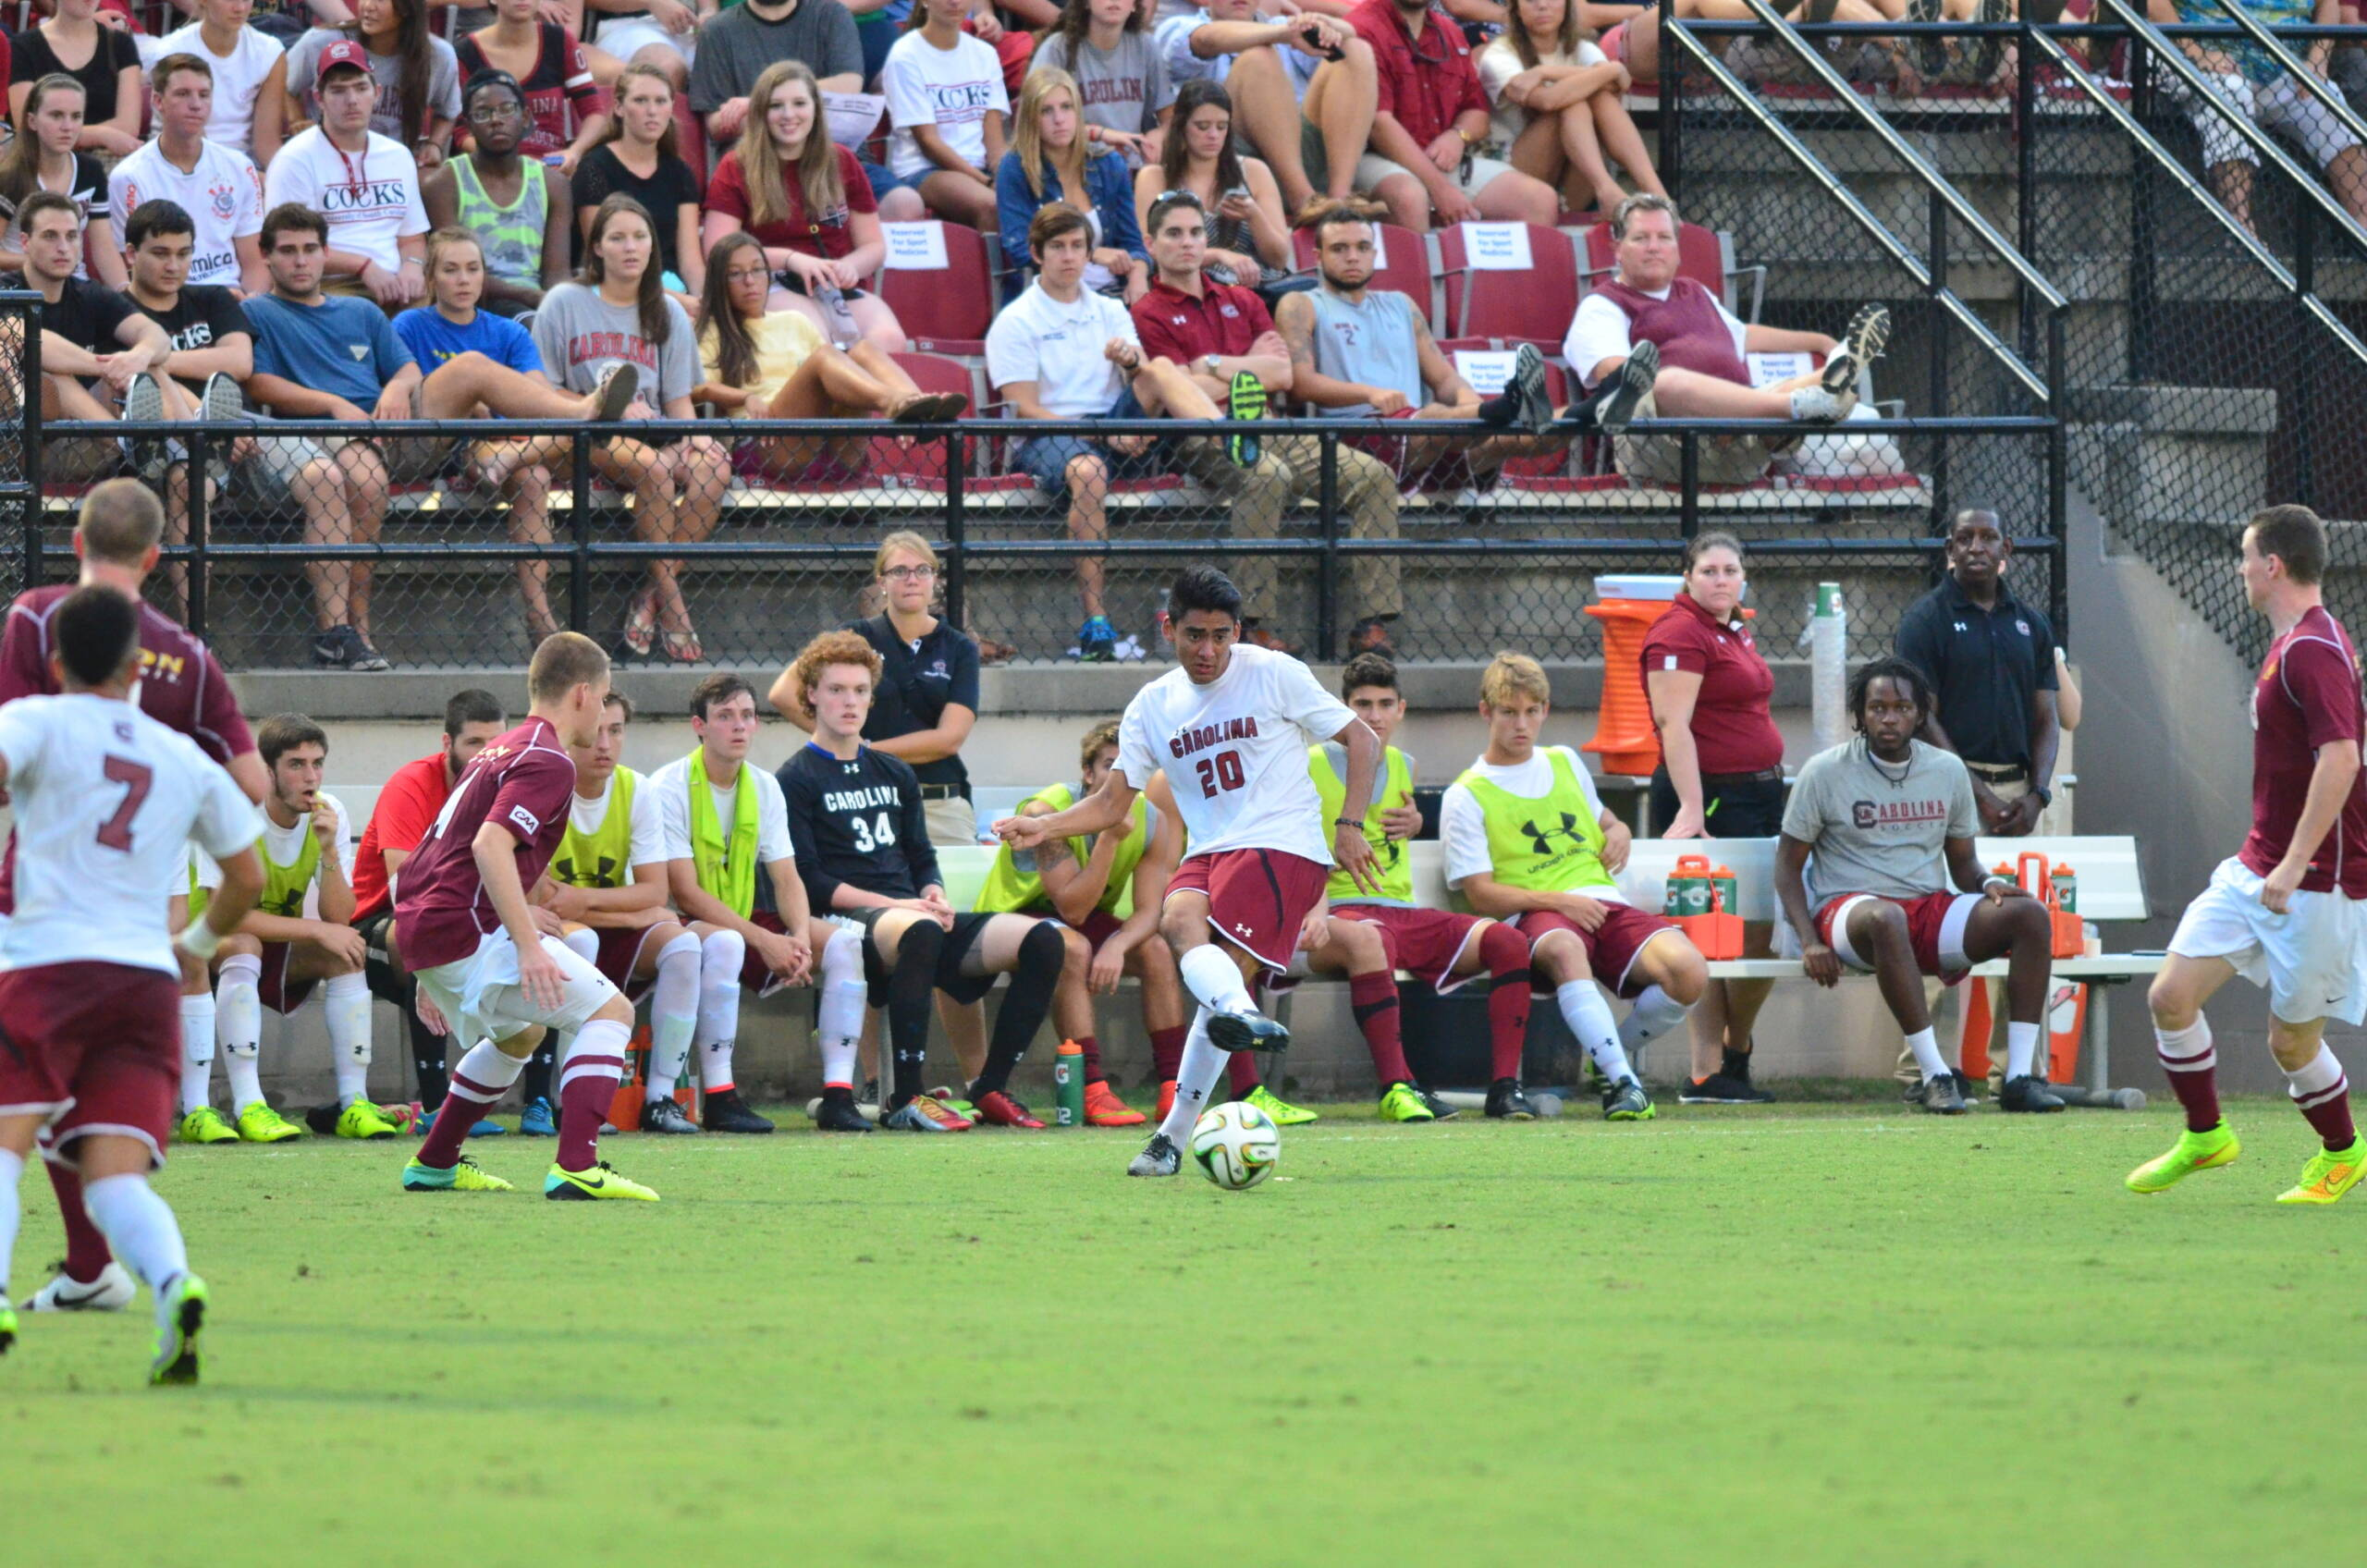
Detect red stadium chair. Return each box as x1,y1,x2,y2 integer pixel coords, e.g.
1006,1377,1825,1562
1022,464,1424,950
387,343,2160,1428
870,352,988,482
1436,222,1582,341
1448,346,1575,479
1293,221,1441,326
875,221,997,355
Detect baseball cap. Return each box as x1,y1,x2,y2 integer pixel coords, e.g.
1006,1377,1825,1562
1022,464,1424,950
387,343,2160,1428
317,39,373,80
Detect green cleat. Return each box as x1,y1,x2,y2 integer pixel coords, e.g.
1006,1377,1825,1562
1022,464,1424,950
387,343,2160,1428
177,1107,239,1145
150,1274,207,1386
1378,1081,1437,1123
334,1099,405,1140
2276,1137,2367,1205
544,1160,659,1202
2126,1120,2240,1194
1,1296,17,1357
1242,1084,1318,1126
402,1156,514,1193
235,1100,304,1143
1602,1076,1657,1121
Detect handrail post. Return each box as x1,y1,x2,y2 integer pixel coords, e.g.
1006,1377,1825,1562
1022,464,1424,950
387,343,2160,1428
2047,307,2068,637
21,297,40,593
2016,15,2040,367
1662,0,1683,199
1928,192,1952,531
189,423,209,638
2127,24,2157,382
1679,432,1699,538
944,426,967,631
2294,212,2315,505
568,427,592,633
1317,427,1339,662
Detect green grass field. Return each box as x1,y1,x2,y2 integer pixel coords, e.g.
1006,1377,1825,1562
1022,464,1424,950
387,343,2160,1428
5,1096,2361,1566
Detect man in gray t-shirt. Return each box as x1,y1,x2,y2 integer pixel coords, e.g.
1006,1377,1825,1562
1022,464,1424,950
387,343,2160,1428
1773,656,2064,1115
1031,26,1175,161
690,0,865,144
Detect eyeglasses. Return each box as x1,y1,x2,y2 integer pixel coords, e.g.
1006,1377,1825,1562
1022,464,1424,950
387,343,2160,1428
882,565,937,582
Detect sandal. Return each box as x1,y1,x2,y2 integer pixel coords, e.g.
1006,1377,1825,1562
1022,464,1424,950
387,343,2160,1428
661,629,705,664
618,585,657,657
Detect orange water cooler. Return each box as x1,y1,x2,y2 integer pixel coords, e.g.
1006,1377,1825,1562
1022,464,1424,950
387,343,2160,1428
1584,576,1684,777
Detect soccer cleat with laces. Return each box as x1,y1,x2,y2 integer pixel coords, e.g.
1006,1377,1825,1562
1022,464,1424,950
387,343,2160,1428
1601,1076,1656,1121
1208,1010,1291,1055
1917,1072,1968,1115
1486,1076,1537,1121
1128,1133,1182,1178
640,1096,701,1134
883,1094,974,1133
702,1088,775,1133
150,1274,208,1386
1242,1084,1318,1126
1225,370,1267,466
972,1089,1048,1129
2275,1137,2366,1206
2126,1121,2240,1193
1084,1079,1146,1126
1417,1084,1459,1120
1378,1081,1437,1123
0,1296,14,1356
812,1087,875,1133
29,1263,134,1313
335,1099,406,1139
236,1100,304,1143
2000,1074,2067,1113
414,1106,509,1138
177,1107,239,1145
402,1155,514,1193
1680,1072,1775,1106
517,1096,557,1136
544,1160,659,1201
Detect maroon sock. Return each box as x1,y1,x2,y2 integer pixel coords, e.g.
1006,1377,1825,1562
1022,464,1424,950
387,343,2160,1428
416,1059,509,1170
2295,1076,2358,1151
1479,924,1534,1082
47,1159,112,1281
1149,1025,1187,1082
1227,1050,1262,1095
558,1071,617,1170
2157,1040,2221,1134
1349,971,1412,1085
1076,1034,1104,1085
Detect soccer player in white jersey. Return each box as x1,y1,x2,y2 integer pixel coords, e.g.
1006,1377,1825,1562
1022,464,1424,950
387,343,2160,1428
0,585,264,1380
2134,506,2367,1204
995,566,1385,1177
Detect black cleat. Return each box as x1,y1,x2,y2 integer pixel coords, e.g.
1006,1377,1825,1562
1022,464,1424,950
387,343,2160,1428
1417,1084,1459,1121
2000,1074,2067,1113
640,1096,700,1134
1484,1076,1537,1121
1918,1072,1968,1115
1207,1011,1290,1055
1601,1076,1656,1121
1127,1133,1182,1178
813,1087,874,1133
701,1088,775,1133
1679,1072,1775,1105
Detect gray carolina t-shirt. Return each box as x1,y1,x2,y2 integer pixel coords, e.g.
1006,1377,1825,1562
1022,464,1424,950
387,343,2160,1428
690,0,865,115
286,28,464,143
1780,738,1978,907
1030,30,1174,147
531,281,700,405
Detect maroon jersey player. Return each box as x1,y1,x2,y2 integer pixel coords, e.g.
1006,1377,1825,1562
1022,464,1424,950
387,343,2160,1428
397,632,660,1202
2137,505,2367,1205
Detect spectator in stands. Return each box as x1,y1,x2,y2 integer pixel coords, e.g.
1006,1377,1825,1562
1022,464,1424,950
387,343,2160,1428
974,718,1178,1125
7,0,143,159
691,0,863,148
654,671,864,1133
264,41,431,307
423,70,572,316
1131,80,1287,288
1442,651,1706,1121
882,0,1009,230
2157,0,2367,229
108,55,270,297
580,0,701,92
987,201,1250,662
1154,0,1379,217
693,231,963,479
1584,0,1887,99
575,62,705,308
1777,656,2067,1115
1279,201,1628,494
286,0,462,165
1132,188,1399,655
701,60,919,352
1642,531,1783,1106
158,0,289,165
456,0,607,171
1563,192,1883,485
8,190,179,486
1477,0,1662,216
533,192,730,661
996,67,1147,300
353,687,528,1133
1031,0,1176,166
248,0,343,49
0,74,127,288
1336,0,1560,229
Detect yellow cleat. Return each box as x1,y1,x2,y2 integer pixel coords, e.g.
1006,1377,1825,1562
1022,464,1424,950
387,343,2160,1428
177,1107,239,1145
2126,1121,2238,1193
2276,1138,2367,1205
235,1100,304,1143
543,1161,659,1202
334,1099,405,1140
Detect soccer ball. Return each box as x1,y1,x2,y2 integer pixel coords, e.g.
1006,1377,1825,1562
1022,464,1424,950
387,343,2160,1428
1190,1100,1280,1190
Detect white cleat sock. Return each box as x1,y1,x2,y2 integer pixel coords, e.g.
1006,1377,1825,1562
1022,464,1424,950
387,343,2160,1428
178,993,216,1116
2005,1021,2042,1081
1179,945,1257,1017
1156,1009,1225,1145
216,953,264,1111
325,971,374,1108
82,1174,190,1327
645,932,702,1098
1557,980,1634,1084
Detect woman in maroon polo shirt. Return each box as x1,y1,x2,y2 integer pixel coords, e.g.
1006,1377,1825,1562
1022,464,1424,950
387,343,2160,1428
1643,531,1784,1105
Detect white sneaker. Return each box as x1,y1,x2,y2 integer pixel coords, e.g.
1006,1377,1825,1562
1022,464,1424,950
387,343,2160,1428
1788,386,1848,423
29,1261,136,1312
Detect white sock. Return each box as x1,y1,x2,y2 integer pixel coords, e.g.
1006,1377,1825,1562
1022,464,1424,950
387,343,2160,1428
216,953,264,1111
645,932,701,1097
1556,979,1634,1084
1179,944,1256,1016
82,1172,189,1326
1157,1008,1225,1144
2005,1020,2042,1081
695,929,746,1083
0,1146,21,1297
2154,1016,2214,1072
561,1017,632,1110
1617,984,1692,1060
324,970,374,1107
443,1038,527,1114
178,993,215,1115
2286,1043,2348,1108
817,927,866,1088
1905,1026,1948,1081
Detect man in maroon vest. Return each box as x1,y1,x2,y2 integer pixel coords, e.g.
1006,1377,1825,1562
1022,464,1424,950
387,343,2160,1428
1562,193,1889,484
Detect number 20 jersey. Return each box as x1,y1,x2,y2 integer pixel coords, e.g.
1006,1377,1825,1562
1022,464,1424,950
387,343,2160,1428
0,692,259,976
1115,643,1357,866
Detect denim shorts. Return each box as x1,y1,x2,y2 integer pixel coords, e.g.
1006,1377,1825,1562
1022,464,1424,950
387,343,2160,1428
856,157,915,202
1014,387,1163,499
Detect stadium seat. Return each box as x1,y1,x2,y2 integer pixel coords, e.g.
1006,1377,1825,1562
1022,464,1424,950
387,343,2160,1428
876,221,998,354
872,351,987,482
1294,222,1441,326
1449,347,1575,479
1436,222,1582,341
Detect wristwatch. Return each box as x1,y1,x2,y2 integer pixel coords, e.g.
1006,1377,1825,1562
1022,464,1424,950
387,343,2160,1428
2031,785,2053,807
1203,353,1222,375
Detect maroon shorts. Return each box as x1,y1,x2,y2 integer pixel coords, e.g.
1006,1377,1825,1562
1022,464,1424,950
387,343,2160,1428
1023,902,1122,946
1511,902,1681,998
1344,407,1482,490
1337,904,1490,993
255,940,319,1016
1815,891,1981,984
740,912,794,997
1164,848,1330,973
593,924,662,998
0,961,180,1169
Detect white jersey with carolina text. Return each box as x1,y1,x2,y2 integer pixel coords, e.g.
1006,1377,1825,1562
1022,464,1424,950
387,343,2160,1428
0,692,259,975
1114,643,1356,864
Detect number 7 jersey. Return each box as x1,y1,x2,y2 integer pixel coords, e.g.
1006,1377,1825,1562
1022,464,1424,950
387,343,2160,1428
0,692,260,976
1115,643,1357,866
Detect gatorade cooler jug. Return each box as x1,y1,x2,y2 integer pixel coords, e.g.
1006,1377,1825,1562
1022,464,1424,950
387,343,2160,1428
1585,576,1684,777
1669,853,1743,959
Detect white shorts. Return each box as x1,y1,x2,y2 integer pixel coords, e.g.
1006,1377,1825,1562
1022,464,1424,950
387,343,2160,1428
416,929,619,1046
1354,152,1521,202
2176,70,2361,170
594,16,693,66
2169,856,2367,1025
